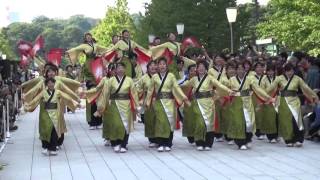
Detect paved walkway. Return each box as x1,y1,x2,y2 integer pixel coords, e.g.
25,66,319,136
0,109,320,180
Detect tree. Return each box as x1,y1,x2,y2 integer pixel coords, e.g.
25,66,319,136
92,0,136,46
0,30,15,60
2,15,98,59
136,0,255,53
257,0,320,55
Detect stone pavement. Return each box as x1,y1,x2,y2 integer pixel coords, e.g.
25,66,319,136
0,109,320,180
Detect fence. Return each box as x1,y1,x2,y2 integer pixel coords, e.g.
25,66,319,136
0,89,20,153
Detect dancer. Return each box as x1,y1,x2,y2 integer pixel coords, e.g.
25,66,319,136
146,58,190,152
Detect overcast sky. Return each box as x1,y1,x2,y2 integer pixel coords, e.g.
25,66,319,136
0,0,269,27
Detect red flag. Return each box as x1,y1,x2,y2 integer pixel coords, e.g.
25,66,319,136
47,48,63,66
181,36,202,55
90,57,104,84
17,40,33,57
31,35,44,58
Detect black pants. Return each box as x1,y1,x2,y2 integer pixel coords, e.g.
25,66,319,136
89,102,102,127
224,134,233,142
58,133,64,146
177,108,183,123
141,114,145,124
309,125,320,137
266,133,278,141
266,115,279,141
110,133,129,148
42,128,58,151
187,137,195,144
255,129,265,138
234,133,253,148
86,81,102,127
214,132,223,139
148,137,157,144
285,118,304,144
157,132,174,147
195,132,214,148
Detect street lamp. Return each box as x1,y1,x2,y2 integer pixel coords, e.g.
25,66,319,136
176,23,184,35
226,7,238,53
176,23,184,42
148,34,155,44
1,54,6,60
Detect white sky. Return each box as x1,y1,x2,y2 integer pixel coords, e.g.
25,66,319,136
0,0,269,27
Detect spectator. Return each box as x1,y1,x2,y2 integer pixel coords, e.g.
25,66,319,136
306,58,320,90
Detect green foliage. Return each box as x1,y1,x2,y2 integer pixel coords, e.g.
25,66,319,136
2,15,98,59
135,0,261,53
257,0,320,55
0,30,15,60
92,0,136,46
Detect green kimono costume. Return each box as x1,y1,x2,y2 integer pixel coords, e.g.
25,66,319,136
228,75,271,139
95,76,139,141
24,87,79,142
110,39,150,78
266,75,318,141
208,66,227,135
251,74,265,134
260,75,278,135
150,42,182,79
181,74,232,141
146,72,188,138
22,76,80,142
67,43,107,123
136,73,155,138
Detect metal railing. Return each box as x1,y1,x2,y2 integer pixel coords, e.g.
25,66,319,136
0,99,10,153
0,89,20,153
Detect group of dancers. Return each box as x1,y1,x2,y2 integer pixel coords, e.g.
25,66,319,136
21,30,319,155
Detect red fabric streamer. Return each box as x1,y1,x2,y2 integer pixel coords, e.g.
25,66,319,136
214,112,219,131
47,48,63,66
19,55,29,67
181,36,202,55
129,91,136,113
31,35,44,58
104,50,117,62
90,57,104,84
162,48,174,65
17,40,33,57
134,47,151,63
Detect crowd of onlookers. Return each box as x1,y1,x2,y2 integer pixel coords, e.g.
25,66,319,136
0,60,30,144
184,49,320,141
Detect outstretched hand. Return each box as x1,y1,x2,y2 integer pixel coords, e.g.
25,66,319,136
184,99,191,107
267,98,276,104
93,111,102,117
229,91,237,96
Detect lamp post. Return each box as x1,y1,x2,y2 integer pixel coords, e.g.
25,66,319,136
226,7,238,53
176,23,184,42
1,52,6,60
2,54,7,60
148,34,155,44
